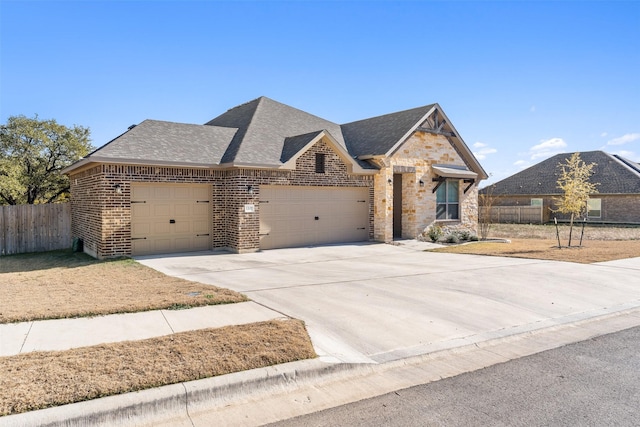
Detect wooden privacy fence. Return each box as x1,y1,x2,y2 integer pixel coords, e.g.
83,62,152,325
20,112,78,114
0,203,72,255
480,206,544,224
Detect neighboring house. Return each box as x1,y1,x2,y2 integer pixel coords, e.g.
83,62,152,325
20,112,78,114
63,97,486,258
482,151,640,224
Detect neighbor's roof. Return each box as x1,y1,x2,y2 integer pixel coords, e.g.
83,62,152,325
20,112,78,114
484,151,640,195
64,96,484,176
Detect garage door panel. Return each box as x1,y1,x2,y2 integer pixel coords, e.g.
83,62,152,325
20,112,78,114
153,221,171,235
193,187,210,200
174,204,190,216
132,204,150,217
132,239,151,255
193,220,209,233
193,236,210,251
131,184,212,256
260,185,369,250
153,204,171,216
175,222,191,233
131,223,150,236
153,187,172,199
173,187,191,200
193,204,209,216
132,186,151,200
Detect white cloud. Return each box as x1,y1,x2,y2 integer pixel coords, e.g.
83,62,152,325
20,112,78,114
600,132,608,138
529,137,567,160
606,133,640,146
473,146,497,160
473,142,487,148
513,160,530,169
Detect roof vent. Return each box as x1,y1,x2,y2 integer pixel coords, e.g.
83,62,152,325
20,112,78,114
128,124,136,130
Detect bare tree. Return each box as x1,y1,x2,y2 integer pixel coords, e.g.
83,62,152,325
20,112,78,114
478,184,496,240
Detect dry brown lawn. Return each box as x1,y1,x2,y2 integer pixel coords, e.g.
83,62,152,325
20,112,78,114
432,224,640,263
0,250,247,324
0,319,316,416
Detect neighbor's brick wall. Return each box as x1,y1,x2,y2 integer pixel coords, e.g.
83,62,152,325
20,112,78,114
600,195,640,223
373,132,479,242
70,138,374,258
491,194,640,224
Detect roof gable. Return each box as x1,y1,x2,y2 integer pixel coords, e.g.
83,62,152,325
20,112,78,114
486,151,640,195
207,97,346,166
341,104,435,158
280,130,374,174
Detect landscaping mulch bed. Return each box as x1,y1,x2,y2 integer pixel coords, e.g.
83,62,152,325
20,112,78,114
0,319,316,416
0,251,247,324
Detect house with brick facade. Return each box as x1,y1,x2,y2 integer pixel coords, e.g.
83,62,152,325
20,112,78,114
63,97,487,258
482,151,640,224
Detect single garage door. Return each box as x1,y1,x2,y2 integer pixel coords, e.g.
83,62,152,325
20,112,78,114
131,183,211,256
259,186,369,250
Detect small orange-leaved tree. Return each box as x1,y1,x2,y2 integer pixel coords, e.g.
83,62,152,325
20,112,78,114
554,153,599,246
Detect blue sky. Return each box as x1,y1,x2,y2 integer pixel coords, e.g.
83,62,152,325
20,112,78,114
2,0,638,185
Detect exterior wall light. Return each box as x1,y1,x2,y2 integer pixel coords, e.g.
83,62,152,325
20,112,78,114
419,180,425,187
388,179,392,185
114,184,123,194
247,185,254,194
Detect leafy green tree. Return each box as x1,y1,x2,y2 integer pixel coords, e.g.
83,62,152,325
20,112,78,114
0,115,92,205
554,152,599,246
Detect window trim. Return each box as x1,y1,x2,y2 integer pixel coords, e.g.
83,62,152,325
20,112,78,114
436,179,460,220
587,198,601,219
530,198,543,207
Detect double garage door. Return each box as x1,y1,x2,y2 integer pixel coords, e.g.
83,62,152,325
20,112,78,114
130,183,370,255
131,184,211,256
259,186,370,250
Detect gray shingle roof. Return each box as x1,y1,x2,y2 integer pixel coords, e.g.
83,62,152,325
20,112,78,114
342,105,435,157
207,97,346,165
90,120,237,165
484,151,640,195
70,96,479,176
280,131,324,163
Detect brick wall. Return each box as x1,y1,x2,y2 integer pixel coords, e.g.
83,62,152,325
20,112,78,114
492,194,640,224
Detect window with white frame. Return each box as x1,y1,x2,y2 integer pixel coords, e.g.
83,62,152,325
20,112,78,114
587,198,601,218
436,180,459,220
531,198,543,207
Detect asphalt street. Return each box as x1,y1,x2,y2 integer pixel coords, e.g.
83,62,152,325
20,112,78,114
269,326,640,427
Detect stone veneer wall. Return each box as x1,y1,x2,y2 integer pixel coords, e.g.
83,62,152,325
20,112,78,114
373,131,479,242
69,138,374,258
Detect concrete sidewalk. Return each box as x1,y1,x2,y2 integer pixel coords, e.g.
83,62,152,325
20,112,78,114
0,302,284,357
2,242,640,426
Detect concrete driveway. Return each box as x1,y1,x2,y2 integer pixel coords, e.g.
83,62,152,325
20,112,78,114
137,242,640,364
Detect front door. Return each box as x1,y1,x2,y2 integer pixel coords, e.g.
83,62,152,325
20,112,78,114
393,174,402,239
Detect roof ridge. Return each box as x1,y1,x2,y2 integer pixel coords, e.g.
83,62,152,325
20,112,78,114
341,103,435,126
613,153,640,176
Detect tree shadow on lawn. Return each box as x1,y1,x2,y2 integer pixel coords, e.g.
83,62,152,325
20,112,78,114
0,250,127,274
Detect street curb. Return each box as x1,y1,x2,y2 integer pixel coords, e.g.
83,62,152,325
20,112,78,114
3,307,640,427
